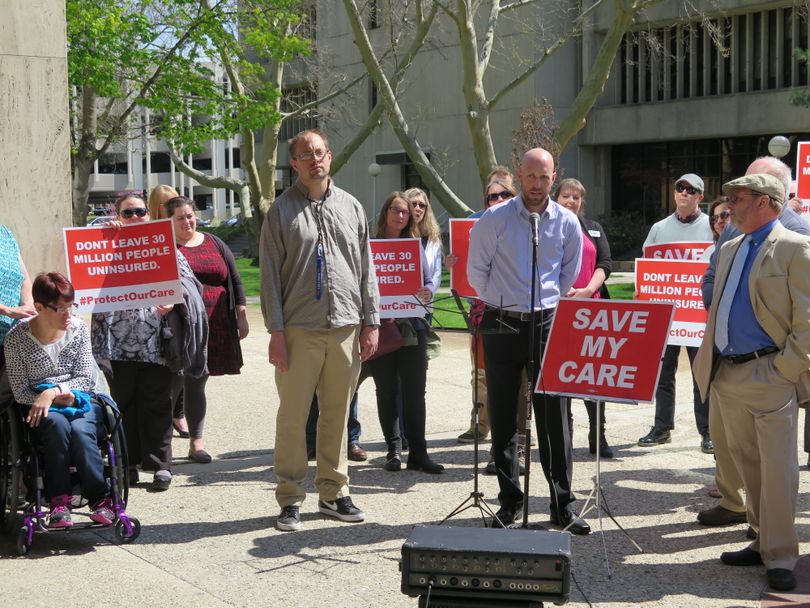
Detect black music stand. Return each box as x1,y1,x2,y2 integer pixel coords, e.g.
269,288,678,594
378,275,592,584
425,290,519,527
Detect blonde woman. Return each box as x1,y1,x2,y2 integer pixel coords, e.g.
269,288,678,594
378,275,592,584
148,185,179,220
403,188,442,300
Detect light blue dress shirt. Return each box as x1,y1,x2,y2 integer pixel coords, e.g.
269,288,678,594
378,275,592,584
721,219,778,355
467,195,583,312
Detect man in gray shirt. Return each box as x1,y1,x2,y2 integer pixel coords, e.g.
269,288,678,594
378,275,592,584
260,128,380,532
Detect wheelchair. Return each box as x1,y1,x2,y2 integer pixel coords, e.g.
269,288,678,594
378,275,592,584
0,393,140,555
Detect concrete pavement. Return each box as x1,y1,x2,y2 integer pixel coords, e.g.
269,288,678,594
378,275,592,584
3,305,810,607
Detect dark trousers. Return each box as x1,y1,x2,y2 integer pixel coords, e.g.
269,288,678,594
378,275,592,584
28,402,108,502
111,360,173,471
654,344,709,435
171,373,209,439
307,392,361,451
481,309,573,513
365,330,428,457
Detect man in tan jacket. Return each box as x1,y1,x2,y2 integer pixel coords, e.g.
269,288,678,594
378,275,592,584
693,173,810,592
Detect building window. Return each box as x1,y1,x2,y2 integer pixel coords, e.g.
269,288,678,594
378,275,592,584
368,0,379,29
611,132,810,221
620,7,808,105
192,157,212,171
142,152,171,174
224,148,241,169
96,153,128,175
369,77,378,113
300,3,317,42
280,85,319,142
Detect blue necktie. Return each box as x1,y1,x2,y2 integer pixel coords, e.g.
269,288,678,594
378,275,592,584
715,236,750,352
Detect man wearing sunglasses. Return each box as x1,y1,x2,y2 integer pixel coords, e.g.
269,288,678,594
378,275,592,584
638,174,714,453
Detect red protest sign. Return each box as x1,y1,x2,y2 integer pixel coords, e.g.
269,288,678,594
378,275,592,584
449,218,478,298
797,142,810,200
538,299,674,403
64,219,183,313
642,241,712,260
370,238,424,318
635,258,708,346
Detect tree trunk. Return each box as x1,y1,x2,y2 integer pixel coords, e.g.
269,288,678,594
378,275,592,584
71,155,95,226
342,0,472,217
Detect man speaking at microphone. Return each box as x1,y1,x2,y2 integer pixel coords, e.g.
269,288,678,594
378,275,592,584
468,147,588,533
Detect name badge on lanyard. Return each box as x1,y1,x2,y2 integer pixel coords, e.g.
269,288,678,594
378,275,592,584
316,241,324,300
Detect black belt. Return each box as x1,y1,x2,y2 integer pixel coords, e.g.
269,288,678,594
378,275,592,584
501,310,550,322
721,346,778,365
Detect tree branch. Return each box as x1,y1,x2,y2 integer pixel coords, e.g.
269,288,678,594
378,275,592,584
166,142,247,191
487,0,607,110
501,0,539,12
281,72,366,121
555,0,657,150
342,0,472,216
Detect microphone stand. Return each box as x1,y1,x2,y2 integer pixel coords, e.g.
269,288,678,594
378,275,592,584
518,222,540,529
439,290,504,526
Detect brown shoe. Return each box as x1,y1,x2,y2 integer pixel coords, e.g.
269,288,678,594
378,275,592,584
697,505,746,526
348,443,368,462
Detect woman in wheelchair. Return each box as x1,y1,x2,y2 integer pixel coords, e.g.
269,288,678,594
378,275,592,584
3,272,113,528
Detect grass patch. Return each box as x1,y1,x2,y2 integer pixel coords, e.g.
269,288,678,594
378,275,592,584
430,284,637,331
199,223,245,244
236,257,260,297
607,282,635,300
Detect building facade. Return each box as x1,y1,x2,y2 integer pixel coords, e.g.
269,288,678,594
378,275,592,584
303,0,809,247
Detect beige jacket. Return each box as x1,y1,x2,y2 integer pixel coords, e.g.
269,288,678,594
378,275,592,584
693,223,810,404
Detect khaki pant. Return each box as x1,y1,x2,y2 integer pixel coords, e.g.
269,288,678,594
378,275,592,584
709,392,746,513
468,335,490,433
712,356,799,570
274,325,360,508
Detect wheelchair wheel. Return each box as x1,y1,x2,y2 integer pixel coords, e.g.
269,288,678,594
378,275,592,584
0,406,22,530
99,398,129,506
0,409,9,525
16,523,31,556
114,516,140,544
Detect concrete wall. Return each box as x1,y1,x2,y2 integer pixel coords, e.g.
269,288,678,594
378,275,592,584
0,0,72,274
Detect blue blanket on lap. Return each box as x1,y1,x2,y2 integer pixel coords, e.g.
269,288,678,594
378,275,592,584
34,383,92,419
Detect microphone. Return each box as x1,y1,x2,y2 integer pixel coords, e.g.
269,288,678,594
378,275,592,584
529,212,540,246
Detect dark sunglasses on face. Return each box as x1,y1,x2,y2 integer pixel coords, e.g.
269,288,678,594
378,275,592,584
486,190,512,202
121,208,149,218
710,210,731,224
412,202,427,209
675,183,699,195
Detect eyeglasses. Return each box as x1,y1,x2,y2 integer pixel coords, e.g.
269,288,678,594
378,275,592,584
388,207,410,216
44,302,78,314
710,210,731,224
728,192,763,205
120,208,149,218
295,149,329,162
675,183,700,195
412,202,428,210
486,190,513,203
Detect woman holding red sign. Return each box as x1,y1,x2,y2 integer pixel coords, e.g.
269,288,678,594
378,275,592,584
554,179,615,459
167,196,248,464
366,192,443,474
91,193,177,490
